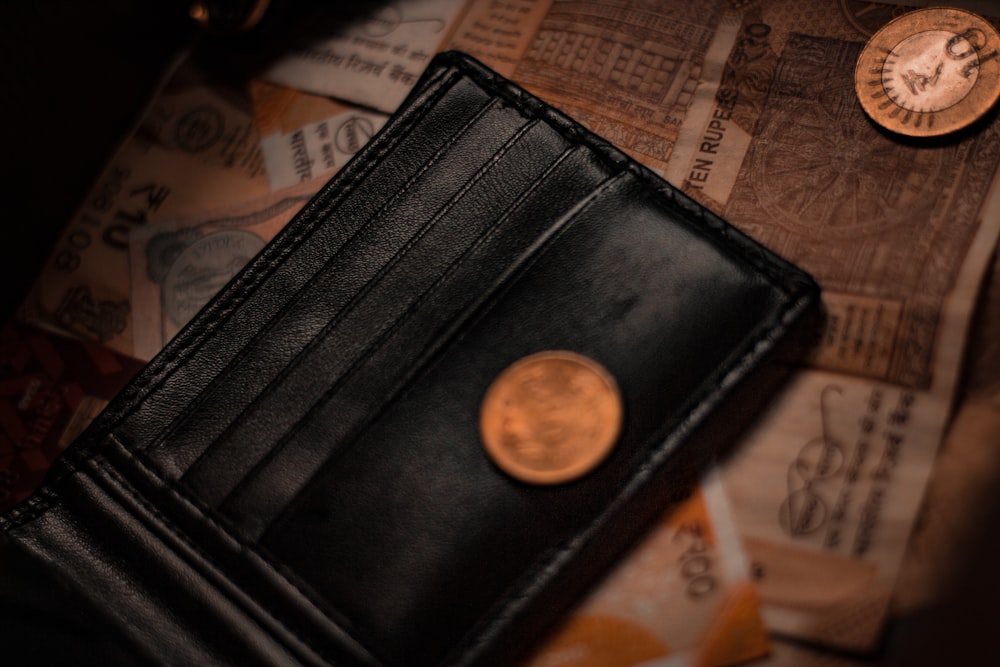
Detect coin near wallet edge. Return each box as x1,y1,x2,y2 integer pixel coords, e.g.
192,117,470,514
855,7,1000,137
480,351,624,485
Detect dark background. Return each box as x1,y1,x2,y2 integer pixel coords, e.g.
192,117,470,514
0,0,192,321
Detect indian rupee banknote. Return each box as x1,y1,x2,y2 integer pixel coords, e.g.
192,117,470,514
661,1,1000,650
871,0,999,15
22,52,270,355
525,468,771,667
260,0,472,112
252,80,387,191
128,180,317,360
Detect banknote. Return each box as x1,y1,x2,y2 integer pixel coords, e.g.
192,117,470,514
22,52,270,355
746,637,869,667
493,0,730,174
260,0,736,173
447,0,554,78
525,468,770,667
128,181,316,360
659,1,1000,652
261,0,471,112
251,80,387,191
0,321,144,513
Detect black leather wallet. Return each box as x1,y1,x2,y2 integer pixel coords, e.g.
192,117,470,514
0,52,819,666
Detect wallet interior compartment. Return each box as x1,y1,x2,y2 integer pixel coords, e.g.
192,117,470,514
9,437,380,667
259,174,791,666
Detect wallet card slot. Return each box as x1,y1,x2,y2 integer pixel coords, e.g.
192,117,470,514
179,105,549,505
149,94,526,482
123,72,493,465
219,145,619,536
233,168,630,542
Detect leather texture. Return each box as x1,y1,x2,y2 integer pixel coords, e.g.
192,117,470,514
0,52,820,666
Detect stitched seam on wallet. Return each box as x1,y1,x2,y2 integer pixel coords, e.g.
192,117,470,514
178,97,514,495
93,435,375,666
92,464,332,665
219,119,547,526
80,67,465,447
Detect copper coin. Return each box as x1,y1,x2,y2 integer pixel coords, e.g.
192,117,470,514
855,7,1000,137
479,351,624,485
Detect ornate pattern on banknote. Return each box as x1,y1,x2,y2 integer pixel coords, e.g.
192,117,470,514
512,0,726,171
136,65,266,177
717,0,906,137
24,55,271,355
129,185,315,360
719,9,778,135
722,33,1000,388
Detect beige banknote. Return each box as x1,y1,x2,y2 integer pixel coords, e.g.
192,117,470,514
659,0,1000,652
252,80,387,191
128,181,316,360
23,52,270,355
261,0,733,174
261,0,472,112
525,468,771,667
447,0,554,78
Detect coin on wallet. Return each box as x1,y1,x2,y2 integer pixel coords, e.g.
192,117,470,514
855,7,1000,137
479,351,623,485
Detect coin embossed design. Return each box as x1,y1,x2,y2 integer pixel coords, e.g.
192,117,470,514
855,8,1000,137
480,351,624,485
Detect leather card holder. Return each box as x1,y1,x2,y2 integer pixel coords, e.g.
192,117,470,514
0,51,819,666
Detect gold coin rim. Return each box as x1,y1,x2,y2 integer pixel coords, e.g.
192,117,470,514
479,350,624,485
855,7,1000,137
